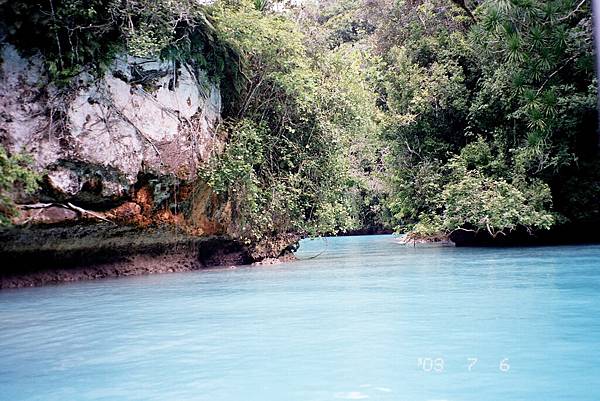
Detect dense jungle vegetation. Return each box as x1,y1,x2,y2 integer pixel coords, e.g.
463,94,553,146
1,0,598,242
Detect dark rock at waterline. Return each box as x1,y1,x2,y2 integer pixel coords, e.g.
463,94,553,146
336,227,394,236
449,222,600,247
0,223,298,289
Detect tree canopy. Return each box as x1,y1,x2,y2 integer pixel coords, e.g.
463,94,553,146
1,0,598,241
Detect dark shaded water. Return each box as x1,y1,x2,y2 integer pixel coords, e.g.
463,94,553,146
1,235,599,400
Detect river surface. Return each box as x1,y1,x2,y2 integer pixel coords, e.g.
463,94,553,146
1,235,600,401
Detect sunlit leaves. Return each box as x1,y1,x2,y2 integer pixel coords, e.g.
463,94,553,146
0,148,40,226
438,169,555,235
382,0,594,236
203,0,379,239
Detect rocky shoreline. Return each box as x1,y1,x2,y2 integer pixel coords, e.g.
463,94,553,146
396,222,600,248
0,42,304,290
0,224,298,289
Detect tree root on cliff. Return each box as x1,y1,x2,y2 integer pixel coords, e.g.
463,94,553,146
19,202,116,225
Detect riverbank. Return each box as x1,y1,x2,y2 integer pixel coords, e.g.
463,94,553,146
396,222,600,248
0,224,298,289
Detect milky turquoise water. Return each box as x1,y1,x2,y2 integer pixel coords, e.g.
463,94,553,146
1,235,600,401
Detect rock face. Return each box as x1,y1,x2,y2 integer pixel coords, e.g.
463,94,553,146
0,224,253,289
0,43,299,287
1,44,222,203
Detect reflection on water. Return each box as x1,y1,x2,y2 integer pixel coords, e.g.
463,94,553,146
1,235,599,401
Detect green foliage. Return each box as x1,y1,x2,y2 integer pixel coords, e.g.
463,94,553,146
1,0,239,86
2,0,597,241
375,0,478,230
0,147,40,226
106,0,600,241
470,0,596,175
438,170,554,236
391,137,554,236
201,0,381,241
373,0,597,237
319,0,375,48
388,160,444,225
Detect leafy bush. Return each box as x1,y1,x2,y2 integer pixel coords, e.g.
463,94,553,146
0,147,40,226
439,171,554,236
374,0,596,237
201,0,380,241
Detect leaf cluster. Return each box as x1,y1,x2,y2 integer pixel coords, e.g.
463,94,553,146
0,147,40,226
